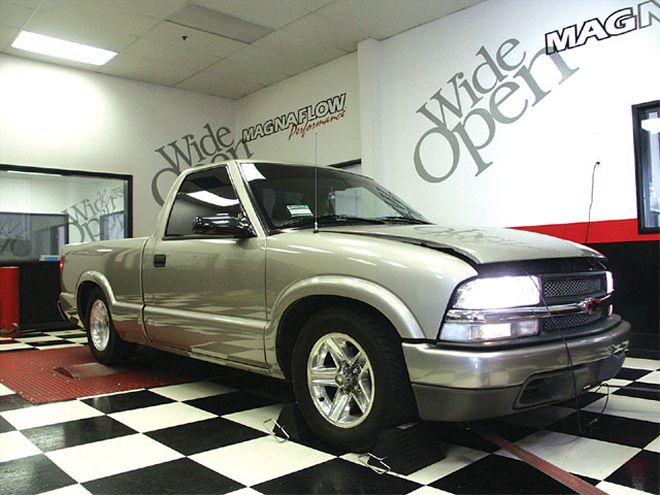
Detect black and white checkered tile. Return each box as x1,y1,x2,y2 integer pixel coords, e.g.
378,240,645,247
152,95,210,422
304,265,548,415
0,357,657,495
0,329,88,351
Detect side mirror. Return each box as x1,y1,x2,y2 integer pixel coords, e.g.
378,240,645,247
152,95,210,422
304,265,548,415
192,214,255,238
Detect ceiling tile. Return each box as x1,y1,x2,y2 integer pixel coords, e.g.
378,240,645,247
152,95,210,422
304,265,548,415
176,69,263,99
0,2,33,29
168,4,272,43
252,30,346,65
192,0,334,29
123,38,219,71
282,12,371,52
35,0,161,37
231,44,315,76
99,52,198,86
2,0,487,97
206,57,288,86
142,21,247,58
99,69,181,87
318,0,484,38
0,26,19,51
23,12,136,51
110,0,189,19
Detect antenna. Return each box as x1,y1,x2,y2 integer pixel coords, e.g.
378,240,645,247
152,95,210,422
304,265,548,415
313,131,319,233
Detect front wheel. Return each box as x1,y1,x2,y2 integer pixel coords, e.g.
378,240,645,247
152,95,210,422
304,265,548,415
85,288,135,365
291,307,415,451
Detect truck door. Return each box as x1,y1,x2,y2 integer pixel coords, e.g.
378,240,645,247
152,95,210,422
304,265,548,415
142,165,266,368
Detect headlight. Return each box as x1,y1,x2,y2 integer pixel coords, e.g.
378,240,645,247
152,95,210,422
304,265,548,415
454,275,541,309
439,275,542,342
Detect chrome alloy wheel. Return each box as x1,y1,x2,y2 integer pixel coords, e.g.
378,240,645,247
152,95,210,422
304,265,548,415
89,300,110,352
307,332,375,428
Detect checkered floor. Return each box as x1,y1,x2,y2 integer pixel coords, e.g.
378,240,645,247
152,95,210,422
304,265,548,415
0,342,657,495
0,329,88,351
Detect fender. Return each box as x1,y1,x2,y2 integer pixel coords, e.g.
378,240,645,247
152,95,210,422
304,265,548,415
264,275,425,376
75,271,149,345
76,270,114,307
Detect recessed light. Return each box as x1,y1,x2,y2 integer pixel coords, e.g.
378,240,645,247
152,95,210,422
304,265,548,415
11,31,117,66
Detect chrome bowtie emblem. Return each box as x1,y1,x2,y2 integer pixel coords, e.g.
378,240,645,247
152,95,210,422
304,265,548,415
584,298,601,315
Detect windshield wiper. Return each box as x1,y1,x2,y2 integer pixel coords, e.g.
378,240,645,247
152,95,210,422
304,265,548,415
278,214,386,229
376,216,430,224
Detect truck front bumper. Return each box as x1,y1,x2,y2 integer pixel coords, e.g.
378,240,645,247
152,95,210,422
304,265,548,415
402,317,630,421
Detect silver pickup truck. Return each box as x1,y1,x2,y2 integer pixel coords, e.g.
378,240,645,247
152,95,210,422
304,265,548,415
60,160,630,450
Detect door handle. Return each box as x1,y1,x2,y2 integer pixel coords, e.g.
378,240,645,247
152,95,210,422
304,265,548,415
153,254,166,268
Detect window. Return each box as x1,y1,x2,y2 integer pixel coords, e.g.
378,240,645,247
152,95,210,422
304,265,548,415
0,165,131,262
165,166,240,237
242,162,426,230
633,100,660,233
100,212,126,241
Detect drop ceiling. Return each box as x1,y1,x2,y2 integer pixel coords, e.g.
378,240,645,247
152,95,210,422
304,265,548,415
0,0,484,99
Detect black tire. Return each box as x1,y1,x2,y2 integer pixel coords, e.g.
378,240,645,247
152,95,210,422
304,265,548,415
291,305,416,452
85,288,135,365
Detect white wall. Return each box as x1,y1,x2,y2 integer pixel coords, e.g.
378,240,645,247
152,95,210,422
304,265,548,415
235,53,360,166
1,0,656,239
361,0,659,229
0,54,243,237
0,51,359,242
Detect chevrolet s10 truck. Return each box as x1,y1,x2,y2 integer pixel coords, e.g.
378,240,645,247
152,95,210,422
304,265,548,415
60,161,630,450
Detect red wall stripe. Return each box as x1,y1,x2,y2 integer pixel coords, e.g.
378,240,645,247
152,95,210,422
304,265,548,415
513,219,660,244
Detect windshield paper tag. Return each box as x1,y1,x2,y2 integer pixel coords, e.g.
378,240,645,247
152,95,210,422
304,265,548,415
287,205,313,217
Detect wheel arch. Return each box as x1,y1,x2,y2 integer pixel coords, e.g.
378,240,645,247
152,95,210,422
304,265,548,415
266,276,424,379
75,271,115,325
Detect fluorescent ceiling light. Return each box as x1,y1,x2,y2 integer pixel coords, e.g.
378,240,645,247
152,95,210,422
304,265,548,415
11,31,116,66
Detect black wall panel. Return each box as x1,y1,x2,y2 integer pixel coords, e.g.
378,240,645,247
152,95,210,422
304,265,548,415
590,241,659,359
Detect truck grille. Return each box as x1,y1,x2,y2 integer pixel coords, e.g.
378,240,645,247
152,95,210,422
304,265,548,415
542,274,605,304
542,311,605,332
543,277,603,299
540,272,608,334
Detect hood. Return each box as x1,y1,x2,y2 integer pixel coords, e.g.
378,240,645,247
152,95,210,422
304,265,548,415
322,224,603,265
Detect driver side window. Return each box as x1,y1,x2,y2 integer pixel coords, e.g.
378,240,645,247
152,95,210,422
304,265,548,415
165,167,241,237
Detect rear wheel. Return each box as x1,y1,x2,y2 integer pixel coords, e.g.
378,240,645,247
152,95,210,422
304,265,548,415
292,306,415,451
85,288,135,365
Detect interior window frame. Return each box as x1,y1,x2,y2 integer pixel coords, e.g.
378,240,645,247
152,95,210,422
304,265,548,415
632,99,660,234
0,163,133,260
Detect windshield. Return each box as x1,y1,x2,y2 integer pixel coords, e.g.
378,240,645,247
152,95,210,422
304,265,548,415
240,162,429,231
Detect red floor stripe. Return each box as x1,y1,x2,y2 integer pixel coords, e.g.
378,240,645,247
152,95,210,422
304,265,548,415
472,425,607,495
